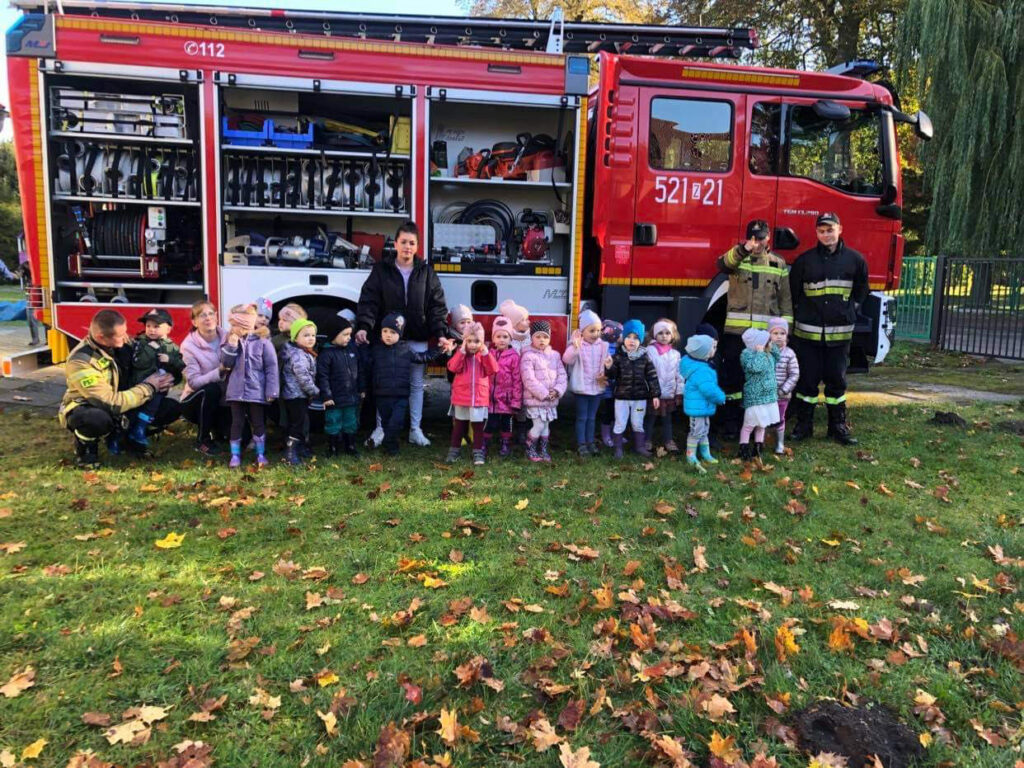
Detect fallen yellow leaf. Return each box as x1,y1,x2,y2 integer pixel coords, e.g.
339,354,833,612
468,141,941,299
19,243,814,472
154,532,185,549
21,739,46,760
515,498,529,510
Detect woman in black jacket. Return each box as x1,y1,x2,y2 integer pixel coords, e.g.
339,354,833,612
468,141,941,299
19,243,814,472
355,221,453,447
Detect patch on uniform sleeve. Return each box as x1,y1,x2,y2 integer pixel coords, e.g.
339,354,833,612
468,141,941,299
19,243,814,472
71,370,101,389
95,357,110,369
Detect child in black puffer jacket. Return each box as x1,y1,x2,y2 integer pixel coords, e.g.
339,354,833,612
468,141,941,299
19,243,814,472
365,313,443,455
316,317,363,457
603,318,660,459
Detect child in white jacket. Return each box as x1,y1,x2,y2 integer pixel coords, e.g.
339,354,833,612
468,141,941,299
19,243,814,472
644,318,684,452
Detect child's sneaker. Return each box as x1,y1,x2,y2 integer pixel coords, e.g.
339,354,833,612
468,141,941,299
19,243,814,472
366,426,384,448
472,449,485,466
445,447,462,464
665,440,680,453
577,443,590,458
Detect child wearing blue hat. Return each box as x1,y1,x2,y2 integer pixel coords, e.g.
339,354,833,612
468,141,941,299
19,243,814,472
679,334,726,471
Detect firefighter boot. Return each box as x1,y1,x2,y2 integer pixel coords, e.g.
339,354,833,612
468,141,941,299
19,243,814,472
790,399,815,442
74,432,100,470
826,403,858,446
633,431,652,458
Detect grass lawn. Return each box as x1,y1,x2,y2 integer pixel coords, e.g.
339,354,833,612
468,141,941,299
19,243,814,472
867,342,1024,395
0,374,1021,766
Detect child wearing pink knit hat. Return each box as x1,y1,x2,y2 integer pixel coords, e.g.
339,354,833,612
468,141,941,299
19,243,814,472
484,316,523,458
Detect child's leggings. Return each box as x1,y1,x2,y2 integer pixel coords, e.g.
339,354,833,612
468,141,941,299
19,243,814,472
528,417,552,439
484,412,513,438
613,399,646,434
739,409,766,444
229,402,266,441
598,397,615,426
644,405,675,445
777,399,789,431
284,398,310,441
574,394,600,445
451,419,485,450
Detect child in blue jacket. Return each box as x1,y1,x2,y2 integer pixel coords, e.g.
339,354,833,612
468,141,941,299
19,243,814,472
678,334,726,472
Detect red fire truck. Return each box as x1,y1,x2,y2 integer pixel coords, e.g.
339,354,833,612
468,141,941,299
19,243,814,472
5,1,930,370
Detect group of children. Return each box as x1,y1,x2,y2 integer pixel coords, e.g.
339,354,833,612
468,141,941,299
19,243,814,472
123,294,800,469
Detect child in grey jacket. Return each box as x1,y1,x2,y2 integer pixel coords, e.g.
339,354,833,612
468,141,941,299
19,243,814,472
280,318,320,465
769,317,799,454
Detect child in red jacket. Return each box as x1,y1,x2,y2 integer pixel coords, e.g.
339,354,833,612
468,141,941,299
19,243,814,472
446,322,499,465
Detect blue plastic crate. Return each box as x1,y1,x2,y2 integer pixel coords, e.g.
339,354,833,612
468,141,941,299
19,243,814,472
266,118,314,149
221,116,267,146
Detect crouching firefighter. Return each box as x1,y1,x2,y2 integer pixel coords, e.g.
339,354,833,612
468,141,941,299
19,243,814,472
58,309,175,468
788,212,869,445
713,219,792,440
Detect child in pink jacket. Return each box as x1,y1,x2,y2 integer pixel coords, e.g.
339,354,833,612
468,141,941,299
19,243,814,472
446,322,499,466
519,320,567,462
484,316,523,458
562,308,609,457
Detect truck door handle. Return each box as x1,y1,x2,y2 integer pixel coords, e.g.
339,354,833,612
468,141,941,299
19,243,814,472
634,223,657,246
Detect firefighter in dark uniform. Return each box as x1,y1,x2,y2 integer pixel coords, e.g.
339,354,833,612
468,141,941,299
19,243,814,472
58,309,175,468
714,219,793,440
788,212,868,445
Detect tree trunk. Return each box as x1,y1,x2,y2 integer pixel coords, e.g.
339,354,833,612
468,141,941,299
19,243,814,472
834,11,864,65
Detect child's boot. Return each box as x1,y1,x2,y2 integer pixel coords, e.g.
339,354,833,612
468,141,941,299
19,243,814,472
299,440,313,459
229,439,242,468
738,441,753,462
600,423,614,448
665,440,680,454
284,437,302,465
539,437,552,462
482,432,492,457
472,448,485,466
499,433,512,458
697,441,718,465
128,415,149,447
326,435,339,457
445,446,462,464
633,431,652,457
685,445,707,473
577,442,590,458
526,437,542,462
774,427,786,455
254,436,268,467
342,433,359,457
753,441,764,461
613,433,624,459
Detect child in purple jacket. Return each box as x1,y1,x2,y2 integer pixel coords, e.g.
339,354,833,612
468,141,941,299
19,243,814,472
221,304,278,468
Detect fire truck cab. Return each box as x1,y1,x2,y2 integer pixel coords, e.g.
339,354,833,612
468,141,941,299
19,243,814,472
587,53,931,367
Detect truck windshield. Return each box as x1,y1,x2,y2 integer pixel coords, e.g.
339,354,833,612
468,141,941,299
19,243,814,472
787,105,884,196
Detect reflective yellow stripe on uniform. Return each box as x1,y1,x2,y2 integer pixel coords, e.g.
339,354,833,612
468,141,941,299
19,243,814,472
738,262,789,276
724,311,773,329
794,322,854,341
802,279,854,299
824,395,847,405
795,392,820,403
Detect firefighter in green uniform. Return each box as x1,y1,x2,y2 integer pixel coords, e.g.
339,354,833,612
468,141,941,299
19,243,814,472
714,219,793,440
58,309,174,468
788,212,869,445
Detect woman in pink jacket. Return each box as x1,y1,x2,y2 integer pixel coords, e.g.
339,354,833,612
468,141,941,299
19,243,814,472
484,317,523,459
446,322,499,466
562,308,609,457
519,320,567,462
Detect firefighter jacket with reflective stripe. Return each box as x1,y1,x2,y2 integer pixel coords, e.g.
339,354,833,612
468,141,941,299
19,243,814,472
59,335,156,427
717,244,793,335
789,239,869,346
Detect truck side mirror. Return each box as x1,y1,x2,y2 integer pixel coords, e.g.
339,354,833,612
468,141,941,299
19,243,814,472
914,110,933,140
880,181,897,205
812,100,851,121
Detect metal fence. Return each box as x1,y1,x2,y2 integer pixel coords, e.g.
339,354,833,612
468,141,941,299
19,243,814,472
931,257,1024,359
891,256,936,341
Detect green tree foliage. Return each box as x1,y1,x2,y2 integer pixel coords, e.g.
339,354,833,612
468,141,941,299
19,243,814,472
461,0,669,23
0,143,23,271
899,0,1022,256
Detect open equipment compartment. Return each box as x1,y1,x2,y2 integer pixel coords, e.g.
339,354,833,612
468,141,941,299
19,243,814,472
218,78,414,274
45,67,205,305
426,91,578,277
